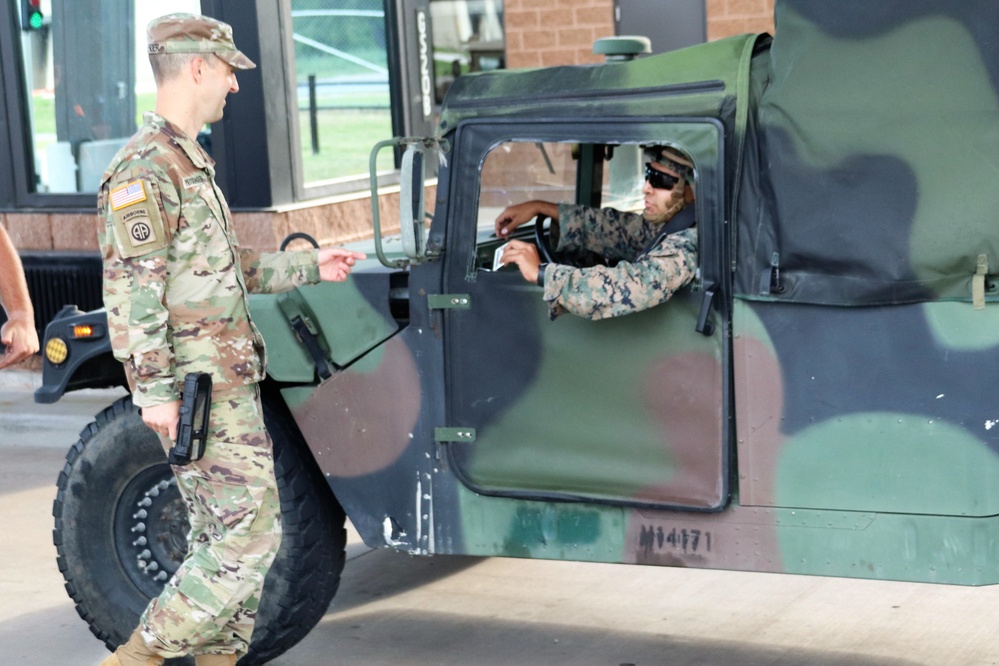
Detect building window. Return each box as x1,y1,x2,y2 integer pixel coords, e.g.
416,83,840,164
291,0,395,188
429,0,504,104
7,1,508,206
15,0,200,197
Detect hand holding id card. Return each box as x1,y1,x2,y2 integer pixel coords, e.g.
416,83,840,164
492,243,510,271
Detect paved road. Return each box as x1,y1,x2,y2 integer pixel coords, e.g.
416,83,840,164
2,372,999,665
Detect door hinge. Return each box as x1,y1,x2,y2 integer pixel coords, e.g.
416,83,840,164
973,253,988,310
434,427,476,443
428,294,471,310
758,251,784,296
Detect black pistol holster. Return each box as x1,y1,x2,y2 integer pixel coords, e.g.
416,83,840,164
167,372,213,466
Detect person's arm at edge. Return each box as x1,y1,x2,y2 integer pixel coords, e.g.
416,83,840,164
0,227,39,369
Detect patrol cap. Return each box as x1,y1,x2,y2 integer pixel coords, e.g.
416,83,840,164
147,13,256,70
645,145,695,180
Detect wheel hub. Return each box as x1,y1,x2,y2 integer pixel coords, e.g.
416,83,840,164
114,466,190,597
130,477,188,581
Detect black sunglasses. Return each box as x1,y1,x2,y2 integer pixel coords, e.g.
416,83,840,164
644,162,680,190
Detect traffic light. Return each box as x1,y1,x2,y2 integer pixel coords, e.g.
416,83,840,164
21,0,44,31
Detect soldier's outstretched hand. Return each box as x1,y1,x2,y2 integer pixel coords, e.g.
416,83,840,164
318,247,367,282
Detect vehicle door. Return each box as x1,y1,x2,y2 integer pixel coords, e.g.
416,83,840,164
439,119,731,510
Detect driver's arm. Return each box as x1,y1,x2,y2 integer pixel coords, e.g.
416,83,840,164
555,204,650,260
494,200,560,238
544,227,698,320
501,203,654,288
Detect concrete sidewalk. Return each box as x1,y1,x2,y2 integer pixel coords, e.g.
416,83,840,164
0,371,127,449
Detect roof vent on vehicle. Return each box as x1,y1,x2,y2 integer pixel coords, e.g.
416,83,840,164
593,36,652,62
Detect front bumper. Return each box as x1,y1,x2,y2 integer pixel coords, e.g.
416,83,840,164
34,306,123,403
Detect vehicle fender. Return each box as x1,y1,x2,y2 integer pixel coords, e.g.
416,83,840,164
34,306,123,403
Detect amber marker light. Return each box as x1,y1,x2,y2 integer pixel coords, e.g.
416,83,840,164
73,324,95,338
45,337,69,365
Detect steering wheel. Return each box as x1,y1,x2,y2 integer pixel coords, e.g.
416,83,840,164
533,215,557,264
279,232,320,251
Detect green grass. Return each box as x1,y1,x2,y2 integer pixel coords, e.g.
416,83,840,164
299,107,394,182
30,91,394,186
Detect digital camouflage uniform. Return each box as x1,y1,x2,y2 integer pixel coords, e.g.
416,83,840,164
541,203,698,320
97,111,320,659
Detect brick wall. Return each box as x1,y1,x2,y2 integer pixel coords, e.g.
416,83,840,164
707,0,775,41
504,0,774,68
504,0,616,68
0,189,407,254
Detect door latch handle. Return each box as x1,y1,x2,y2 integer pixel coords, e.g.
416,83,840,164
696,285,716,336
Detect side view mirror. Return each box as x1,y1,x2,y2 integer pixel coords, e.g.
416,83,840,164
399,144,427,259
369,137,437,268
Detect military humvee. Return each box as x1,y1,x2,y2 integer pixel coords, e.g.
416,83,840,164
37,1,999,663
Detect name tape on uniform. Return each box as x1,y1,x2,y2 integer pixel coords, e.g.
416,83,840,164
183,174,206,189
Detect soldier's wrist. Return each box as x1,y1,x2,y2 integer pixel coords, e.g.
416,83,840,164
2,308,34,323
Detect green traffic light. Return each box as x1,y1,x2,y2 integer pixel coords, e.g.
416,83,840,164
28,11,42,30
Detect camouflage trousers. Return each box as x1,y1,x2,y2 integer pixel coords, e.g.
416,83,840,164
143,383,281,659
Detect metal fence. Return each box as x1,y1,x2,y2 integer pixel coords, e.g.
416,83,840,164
291,1,390,111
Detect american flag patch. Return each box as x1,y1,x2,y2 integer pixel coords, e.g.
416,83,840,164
109,180,147,211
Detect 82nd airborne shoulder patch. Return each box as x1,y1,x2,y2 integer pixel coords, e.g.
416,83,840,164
109,179,167,258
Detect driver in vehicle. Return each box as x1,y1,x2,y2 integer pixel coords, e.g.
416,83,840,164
496,145,698,320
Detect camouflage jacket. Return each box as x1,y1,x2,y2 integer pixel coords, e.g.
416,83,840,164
541,204,698,320
97,112,320,407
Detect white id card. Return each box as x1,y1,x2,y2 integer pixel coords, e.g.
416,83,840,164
492,243,510,271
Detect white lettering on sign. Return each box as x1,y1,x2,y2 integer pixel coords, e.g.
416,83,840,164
417,10,432,119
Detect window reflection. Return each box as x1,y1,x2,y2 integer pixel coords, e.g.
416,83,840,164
17,0,200,195
291,0,394,186
430,0,505,104
15,1,509,199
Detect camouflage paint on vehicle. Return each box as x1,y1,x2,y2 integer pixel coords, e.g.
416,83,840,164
277,0,999,585
248,271,401,384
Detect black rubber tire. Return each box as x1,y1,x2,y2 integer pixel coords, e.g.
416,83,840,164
52,393,346,665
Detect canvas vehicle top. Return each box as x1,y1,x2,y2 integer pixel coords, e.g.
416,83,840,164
35,0,999,662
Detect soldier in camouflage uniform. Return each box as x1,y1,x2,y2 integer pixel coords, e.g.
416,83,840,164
497,146,697,320
96,14,365,666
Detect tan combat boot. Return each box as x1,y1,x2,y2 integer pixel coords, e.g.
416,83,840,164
194,654,238,666
99,628,164,666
